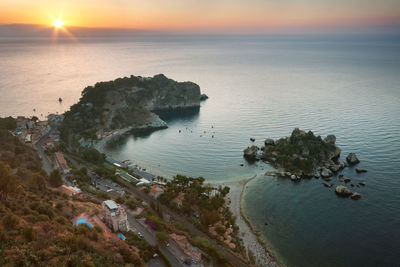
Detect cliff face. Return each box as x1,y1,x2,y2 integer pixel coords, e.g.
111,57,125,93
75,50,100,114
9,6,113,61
61,74,202,143
139,74,201,110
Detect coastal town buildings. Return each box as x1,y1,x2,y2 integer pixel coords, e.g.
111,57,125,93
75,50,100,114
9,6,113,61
102,200,129,232
54,152,70,174
47,113,64,127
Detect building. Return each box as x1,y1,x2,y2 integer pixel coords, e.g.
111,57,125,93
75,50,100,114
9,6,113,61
102,200,129,232
48,114,64,127
42,138,55,149
149,185,165,199
56,185,81,196
55,152,70,174
24,134,32,143
50,130,60,142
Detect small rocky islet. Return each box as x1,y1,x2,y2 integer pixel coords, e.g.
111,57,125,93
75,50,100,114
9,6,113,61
244,128,367,200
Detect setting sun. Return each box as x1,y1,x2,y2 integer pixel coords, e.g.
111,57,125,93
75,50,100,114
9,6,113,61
53,19,64,29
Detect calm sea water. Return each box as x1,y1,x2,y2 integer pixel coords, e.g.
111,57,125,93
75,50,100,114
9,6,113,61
1,34,399,267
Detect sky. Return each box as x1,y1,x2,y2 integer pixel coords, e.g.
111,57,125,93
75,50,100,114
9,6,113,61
1,0,400,33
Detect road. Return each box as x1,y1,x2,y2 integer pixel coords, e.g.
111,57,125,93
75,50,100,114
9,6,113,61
127,216,183,267
64,155,249,266
34,126,56,175
117,178,249,267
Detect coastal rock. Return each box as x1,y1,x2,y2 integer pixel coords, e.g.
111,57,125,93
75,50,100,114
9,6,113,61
338,161,346,170
338,174,344,178
250,137,255,142
323,182,333,188
243,146,259,160
346,153,360,165
320,167,333,178
358,182,366,186
356,168,367,173
291,175,300,181
335,185,352,197
200,94,209,101
330,146,341,161
264,139,275,146
344,177,351,183
329,164,341,172
351,192,361,200
324,134,336,144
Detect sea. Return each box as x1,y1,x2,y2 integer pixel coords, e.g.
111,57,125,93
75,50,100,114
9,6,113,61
1,34,399,267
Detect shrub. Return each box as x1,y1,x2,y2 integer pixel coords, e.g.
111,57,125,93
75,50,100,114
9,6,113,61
1,213,19,229
56,216,68,225
37,214,50,222
215,225,225,236
126,200,137,210
55,202,64,211
22,227,35,242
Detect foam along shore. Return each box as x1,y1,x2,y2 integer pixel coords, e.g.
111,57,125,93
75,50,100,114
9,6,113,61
215,176,280,267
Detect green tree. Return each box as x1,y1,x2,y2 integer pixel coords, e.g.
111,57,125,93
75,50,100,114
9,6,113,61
215,225,225,236
155,231,169,243
49,169,63,187
2,213,19,229
29,173,46,191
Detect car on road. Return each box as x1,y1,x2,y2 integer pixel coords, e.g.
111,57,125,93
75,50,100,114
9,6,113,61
138,232,144,238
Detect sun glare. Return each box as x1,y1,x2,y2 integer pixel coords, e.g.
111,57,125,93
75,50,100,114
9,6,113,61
53,19,64,29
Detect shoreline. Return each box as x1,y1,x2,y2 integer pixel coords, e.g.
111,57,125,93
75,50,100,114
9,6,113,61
215,175,281,267
95,126,281,266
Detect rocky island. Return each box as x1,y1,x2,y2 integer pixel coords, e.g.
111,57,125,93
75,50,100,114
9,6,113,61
244,128,361,180
61,74,204,147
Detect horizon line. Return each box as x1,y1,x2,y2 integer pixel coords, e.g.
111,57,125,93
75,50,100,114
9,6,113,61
1,22,400,36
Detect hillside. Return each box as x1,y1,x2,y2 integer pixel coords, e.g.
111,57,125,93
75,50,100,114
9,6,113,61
0,127,146,266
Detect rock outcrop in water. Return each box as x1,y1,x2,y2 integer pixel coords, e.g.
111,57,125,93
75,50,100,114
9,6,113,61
243,128,363,180
346,152,360,165
61,74,202,146
200,94,209,101
335,185,352,197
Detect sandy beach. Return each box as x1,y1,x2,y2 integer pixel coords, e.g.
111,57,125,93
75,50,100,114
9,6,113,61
218,176,280,267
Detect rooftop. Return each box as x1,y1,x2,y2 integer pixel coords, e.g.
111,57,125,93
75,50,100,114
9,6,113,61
104,200,118,210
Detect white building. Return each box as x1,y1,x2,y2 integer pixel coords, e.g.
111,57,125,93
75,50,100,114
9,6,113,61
102,200,129,232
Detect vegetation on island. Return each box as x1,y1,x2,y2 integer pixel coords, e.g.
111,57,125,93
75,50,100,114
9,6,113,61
245,128,341,177
61,74,201,148
267,129,337,174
